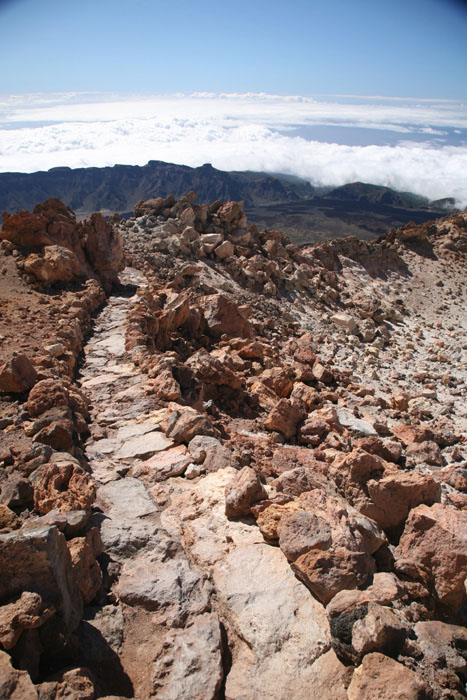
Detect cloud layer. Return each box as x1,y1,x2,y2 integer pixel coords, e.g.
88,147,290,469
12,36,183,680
1,92,466,205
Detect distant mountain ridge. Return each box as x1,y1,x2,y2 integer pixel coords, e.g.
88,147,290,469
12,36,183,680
0,160,456,243
0,161,313,218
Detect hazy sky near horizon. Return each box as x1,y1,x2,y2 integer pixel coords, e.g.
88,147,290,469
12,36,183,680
0,0,466,205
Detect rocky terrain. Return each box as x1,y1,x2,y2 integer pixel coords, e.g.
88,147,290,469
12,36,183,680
0,160,453,243
0,192,466,699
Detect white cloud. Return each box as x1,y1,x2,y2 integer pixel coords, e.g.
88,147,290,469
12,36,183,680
0,92,466,206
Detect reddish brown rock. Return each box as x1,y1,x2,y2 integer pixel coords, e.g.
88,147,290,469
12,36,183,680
259,367,294,398
37,667,95,700
24,245,81,283
272,466,325,497
351,602,407,657
0,591,55,650
0,506,21,534
225,466,268,518
366,471,441,530
0,526,83,636
278,511,332,561
264,398,306,440
166,408,218,444
292,547,375,605
27,379,69,418
186,349,242,389
67,528,103,605
406,440,443,466
347,653,428,699
290,382,320,410
148,367,181,400
201,294,253,339
33,418,75,451
391,424,434,446
312,362,333,384
0,649,39,699
329,449,440,530
81,212,124,291
0,353,37,393
395,503,467,612
33,463,96,515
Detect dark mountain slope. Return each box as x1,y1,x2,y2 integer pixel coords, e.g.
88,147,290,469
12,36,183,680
0,160,455,243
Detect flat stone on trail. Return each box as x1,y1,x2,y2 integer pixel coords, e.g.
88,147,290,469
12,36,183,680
86,438,116,456
94,333,126,356
82,374,121,389
139,446,191,481
115,431,174,459
115,419,163,443
97,478,157,518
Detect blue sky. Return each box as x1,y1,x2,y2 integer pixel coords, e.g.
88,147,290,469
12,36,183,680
1,0,466,98
0,0,466,204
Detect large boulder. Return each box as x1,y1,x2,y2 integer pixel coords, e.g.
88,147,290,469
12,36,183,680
225,467,268,518
257,489,385,604
33,462,96,515
347,653,428,699
330,449,440,530
395,503,467,613
264,398,306,440
0,649,39,699
81,213,124,292
0,353,37,394
200,294,253,339
0,526,83,636
23,245,81,283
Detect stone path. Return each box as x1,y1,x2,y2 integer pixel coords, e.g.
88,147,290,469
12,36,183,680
76,267,347,700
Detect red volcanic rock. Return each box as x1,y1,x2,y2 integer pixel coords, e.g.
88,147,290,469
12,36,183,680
0,526,83,636
27,378,70,418
185,349,242,389
0,649,39,699
347,653,428,700
351,602,407,657
366,471,441,530
257,489,385,604
24,245,81,283
395,503,467,612
217,200,247,228
292,547,375,605
259,367,294,398
264,398,306,440
272,466,325,497
278,511,332,562
148,367,181,401
391,424,434,446
201,294,253,339
33,418,75,451
0,353,37,394
81,212,124,291
166,408,218,445
0,591,54,650
33,462,96,515
0,209,51,247
225,466,268,518
0,505,21,534
1,198,123,290
290,382,321,410
329,449,440,530
67,528,103,604
312,362,333,384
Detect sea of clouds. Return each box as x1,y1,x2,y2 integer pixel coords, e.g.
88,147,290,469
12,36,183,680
0,92,466,206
